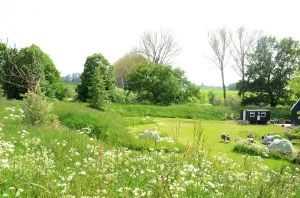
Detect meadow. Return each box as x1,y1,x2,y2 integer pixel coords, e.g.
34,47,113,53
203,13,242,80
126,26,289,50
0,98,299,197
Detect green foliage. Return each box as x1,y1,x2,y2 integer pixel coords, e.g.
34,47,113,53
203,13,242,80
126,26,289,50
22,92,53,126
207,90,216,105
89,67,108,111
233,142,299,163
0,43,66,99
61,72,81,83
76,53,116,102
114,88,137,103
111,103,290,120
288,69,300,99
125,63,200,105
237,37,300,107
285,126,300,140
114,53,147,88
227,82,237,90
223,96,241,107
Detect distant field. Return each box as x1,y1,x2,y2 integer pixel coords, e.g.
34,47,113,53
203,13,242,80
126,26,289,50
200,87,239,99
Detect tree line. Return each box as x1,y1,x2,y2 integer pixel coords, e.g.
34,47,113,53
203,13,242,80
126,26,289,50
2,26,300,109
206,27,300,107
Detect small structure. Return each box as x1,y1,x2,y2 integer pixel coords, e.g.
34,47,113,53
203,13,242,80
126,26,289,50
291,99,300,125
240,109,270,124
267,139,297,155
262,135,282,145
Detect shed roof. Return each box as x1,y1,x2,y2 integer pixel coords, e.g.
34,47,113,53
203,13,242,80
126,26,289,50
290,99,300,111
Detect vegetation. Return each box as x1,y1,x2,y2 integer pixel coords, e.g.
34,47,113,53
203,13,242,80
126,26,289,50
61,73,81,83
89,67,108,111
22,92,60,127
114,53,147,88
237,37,300,107
112,103,290,120
1,119,299,197
133,29,181,65
207,27,230,100
2,23,300,197
125,63,200,105
233,142,299,163
76,53,115,102
0,42,66,100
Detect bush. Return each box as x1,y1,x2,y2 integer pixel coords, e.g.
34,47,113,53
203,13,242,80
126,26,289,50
22,92,54,126
224,96,241,107
207,91,216,105
233,142,297,162
114,89,137,104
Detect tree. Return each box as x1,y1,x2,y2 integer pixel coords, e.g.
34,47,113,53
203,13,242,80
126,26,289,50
229,27,261,98
114,53,147,88
228,82,237,90
76,53,115,102
89,66,108,111
125,63,199,105
207,27,230,100
237,36,300,107
61,73,81,83
133,29,181,64
0,42,66,99
288,69,300,98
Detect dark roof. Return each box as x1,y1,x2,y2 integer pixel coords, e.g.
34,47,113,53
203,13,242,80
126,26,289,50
244,109,270,112
291,99,300,111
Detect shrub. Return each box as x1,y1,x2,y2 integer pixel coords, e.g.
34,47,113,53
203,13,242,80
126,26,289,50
89,67,108,111
22,92,53,126
224,96,241,107
207,90,216,105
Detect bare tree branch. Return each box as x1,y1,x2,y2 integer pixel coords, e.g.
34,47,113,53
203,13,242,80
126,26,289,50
229,27,262,79
133,29,181,65
206,27,230,99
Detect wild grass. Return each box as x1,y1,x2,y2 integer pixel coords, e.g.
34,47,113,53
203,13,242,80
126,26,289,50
1,113,300,197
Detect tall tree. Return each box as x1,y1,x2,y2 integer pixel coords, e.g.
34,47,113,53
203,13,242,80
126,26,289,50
288,69,300,98
229,27,261,98
89,66,108,111
125,63,199,105
114,53,147,88
133,29,181,64
0,42,66,99
207,27,230,99
76,53,115,102
237,36,300,107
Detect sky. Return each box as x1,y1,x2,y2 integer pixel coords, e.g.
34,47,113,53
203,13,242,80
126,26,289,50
1,0,300,86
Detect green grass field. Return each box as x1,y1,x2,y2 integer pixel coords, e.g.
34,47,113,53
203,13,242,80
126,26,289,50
127,117,294,168
1,98,299,197
200,87,239,99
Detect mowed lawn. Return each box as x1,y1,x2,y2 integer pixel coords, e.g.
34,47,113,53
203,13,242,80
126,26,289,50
130,117,294,168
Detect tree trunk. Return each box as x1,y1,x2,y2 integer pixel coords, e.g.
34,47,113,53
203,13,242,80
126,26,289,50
221,69,226,99
241,73,245,100
269,92,276,107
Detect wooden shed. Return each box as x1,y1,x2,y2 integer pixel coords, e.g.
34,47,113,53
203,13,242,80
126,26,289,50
291,99,300,125
240,109,270,124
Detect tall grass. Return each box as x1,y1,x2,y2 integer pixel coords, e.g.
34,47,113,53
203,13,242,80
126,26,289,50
1,114,299,197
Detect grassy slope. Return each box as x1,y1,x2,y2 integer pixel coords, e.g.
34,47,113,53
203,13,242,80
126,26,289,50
0,100,295,169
